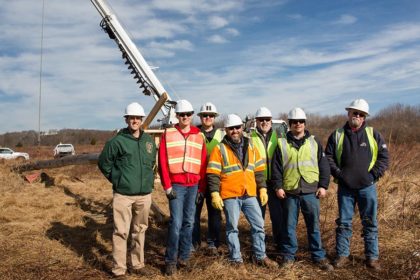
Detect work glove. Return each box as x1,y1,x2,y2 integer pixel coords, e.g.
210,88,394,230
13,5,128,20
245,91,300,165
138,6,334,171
165,187,177,200
259,188,268,206
195,192,205,205
211,192,224,211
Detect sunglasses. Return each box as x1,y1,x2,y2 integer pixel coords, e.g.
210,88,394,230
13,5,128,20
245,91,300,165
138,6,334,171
177,112,193,117
227,125,242,131
127,116,143,120
352,111,366,118
290,119,305,125
256,118,272,122
201,114,215,118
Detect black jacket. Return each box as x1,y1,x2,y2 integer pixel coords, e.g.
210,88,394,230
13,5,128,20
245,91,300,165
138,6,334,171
271,130,330,194
325,121,389,189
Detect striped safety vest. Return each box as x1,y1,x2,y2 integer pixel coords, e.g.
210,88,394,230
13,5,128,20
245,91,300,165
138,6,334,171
278,136,319,191
203,128,224,160
251,129,278,180
165,127,204,174
207,141,265,199
334,126,378,171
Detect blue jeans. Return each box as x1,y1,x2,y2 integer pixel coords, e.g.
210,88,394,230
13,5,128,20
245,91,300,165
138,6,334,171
336,184,379,260
193,191,222,248
224,196,266,262
280,193,326,262
165,184,198,265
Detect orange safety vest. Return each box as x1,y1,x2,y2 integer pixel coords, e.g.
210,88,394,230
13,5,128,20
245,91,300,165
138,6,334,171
207,141,265,199
165,127,204,175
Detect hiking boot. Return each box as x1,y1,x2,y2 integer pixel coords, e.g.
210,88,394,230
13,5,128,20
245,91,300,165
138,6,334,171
333,256,350,268
165,263,177,276
314,259,334,271
177,259,190,268
253,257,279,268
280,259,294,269
130,267,154,276
366,259,381,271
228,261,247,271
207,246,219,256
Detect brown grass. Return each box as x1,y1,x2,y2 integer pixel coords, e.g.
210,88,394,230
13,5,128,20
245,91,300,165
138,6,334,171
0,144,419,280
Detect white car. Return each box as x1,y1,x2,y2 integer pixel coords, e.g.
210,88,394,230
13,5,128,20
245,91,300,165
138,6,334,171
53,143,76,158
0,147,30,160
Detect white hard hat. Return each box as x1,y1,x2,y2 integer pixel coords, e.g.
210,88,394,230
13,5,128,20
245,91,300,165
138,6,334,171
288,107,307,120
224,114,243,128
345,99,370,116
124,102,145,117
255,107,272,118
198,102,219,116
175,99,194,113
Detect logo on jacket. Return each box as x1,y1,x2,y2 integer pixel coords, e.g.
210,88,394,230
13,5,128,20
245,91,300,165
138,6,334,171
146,142,153,154
360,142,367,147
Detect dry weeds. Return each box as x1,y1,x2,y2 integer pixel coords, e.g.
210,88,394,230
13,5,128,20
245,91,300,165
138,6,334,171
0,144,419,280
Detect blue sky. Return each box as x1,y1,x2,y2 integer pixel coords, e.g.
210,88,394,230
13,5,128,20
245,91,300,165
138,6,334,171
0,0,419,133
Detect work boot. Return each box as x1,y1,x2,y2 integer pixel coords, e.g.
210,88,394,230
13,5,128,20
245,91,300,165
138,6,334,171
253,256,279,268
366,259,381,271
280,259,294,269
164,263,177,276
313,259,334,271
177,259,190,268
333,256,351,268
130,267,154,276
228,261,247,272
206,246,219,256
111,274,127,280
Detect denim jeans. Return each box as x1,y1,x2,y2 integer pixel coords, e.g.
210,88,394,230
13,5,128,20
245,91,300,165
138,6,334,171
165,184,198,265
193,191,222,248
280,193,326,262
336,184,379,260
224,196,266,262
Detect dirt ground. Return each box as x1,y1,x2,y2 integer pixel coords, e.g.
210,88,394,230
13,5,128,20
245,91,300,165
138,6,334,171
0,144,419,280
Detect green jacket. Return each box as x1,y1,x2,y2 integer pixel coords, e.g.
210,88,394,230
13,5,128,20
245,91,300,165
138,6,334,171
98,128,157,195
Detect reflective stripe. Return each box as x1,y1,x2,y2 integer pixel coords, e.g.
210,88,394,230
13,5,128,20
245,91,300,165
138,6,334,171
277,136,319,190
166,128,204,174
335,126,378,171
251,130,278,179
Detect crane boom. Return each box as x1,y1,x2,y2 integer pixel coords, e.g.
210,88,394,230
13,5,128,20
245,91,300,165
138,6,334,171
91,0,178,127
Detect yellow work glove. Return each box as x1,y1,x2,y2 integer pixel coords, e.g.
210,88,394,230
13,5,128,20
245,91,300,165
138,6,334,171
259,188,268,206
211,192,224,211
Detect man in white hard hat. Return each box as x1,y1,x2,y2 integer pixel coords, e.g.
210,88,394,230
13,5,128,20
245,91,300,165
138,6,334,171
158,99,207,276
271,107,333,271
206,114,278,268
325,99,389,271
250,107,283,250
98,102,157,278
192,102,224,255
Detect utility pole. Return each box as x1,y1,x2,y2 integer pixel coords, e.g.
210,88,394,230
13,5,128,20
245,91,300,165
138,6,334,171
38,0,45,149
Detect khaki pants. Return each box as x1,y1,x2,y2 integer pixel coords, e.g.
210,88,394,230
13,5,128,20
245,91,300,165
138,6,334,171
112,192,152,276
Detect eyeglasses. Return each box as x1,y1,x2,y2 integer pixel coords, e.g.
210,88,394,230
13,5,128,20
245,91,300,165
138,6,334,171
177,112,193,117
201,114,215,118
227,125,242,131
352,111,366,118
256,118,272,122
290,119,305,125
127,116,143,121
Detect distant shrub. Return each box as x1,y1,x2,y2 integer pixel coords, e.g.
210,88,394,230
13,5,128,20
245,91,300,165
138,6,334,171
15,142,23,147
90,138,97,145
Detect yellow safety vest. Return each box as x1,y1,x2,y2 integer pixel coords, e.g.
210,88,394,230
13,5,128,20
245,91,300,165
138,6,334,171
278,136,319,191
250,130,278,180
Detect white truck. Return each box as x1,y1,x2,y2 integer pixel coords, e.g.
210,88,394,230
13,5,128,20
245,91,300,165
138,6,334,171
0,147,30,160
53,143,76,158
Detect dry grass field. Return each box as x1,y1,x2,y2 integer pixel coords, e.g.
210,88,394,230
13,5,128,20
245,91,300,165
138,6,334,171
1,143,419,280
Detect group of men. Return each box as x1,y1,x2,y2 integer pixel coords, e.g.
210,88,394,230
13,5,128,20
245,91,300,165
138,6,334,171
98,98,389,278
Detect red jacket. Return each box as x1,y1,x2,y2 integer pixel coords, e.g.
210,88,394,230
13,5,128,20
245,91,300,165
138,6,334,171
158,124,207,193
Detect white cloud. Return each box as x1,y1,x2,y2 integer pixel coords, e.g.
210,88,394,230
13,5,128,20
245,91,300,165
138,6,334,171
208,16,229,29
334,14,357,25
226,28,240,36
207,34,228,44
288,14,303,20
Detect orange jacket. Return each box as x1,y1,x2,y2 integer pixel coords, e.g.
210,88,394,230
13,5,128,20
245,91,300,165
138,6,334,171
207,137,266,199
